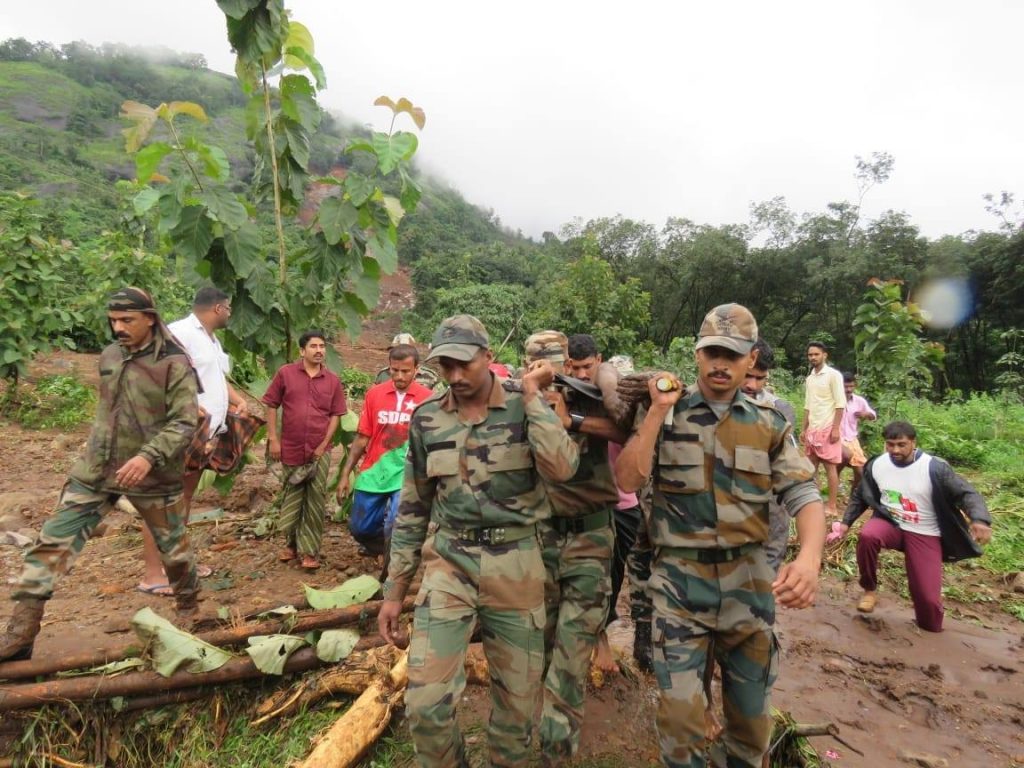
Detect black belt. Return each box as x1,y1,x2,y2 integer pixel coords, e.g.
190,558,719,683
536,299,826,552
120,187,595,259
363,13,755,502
660,541,760,564
441,524,537,546
548,508,612,535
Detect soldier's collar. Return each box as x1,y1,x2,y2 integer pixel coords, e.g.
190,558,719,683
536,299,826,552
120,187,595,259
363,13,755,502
685,385,754,414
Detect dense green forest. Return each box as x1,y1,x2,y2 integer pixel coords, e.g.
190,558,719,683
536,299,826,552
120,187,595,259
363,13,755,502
1,37,1022,401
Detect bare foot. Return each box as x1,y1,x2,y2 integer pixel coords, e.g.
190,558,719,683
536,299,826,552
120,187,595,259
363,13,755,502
592,630,619,674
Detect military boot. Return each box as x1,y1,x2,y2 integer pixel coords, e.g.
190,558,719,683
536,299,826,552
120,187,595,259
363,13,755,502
0,597,46,662
632,619,653,674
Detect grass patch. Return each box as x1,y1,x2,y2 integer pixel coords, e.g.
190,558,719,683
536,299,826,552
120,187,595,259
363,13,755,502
13,374,96,429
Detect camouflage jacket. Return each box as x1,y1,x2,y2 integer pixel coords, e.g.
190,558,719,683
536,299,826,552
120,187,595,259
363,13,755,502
544,394,619,517
70,334,199,497
640,385,817,550
384,376,580,601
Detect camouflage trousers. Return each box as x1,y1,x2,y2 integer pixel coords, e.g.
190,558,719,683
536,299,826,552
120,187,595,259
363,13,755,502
13,478,198,605
406,528,547,768
650,546,778,768
539,516,614,762
278,454,330,556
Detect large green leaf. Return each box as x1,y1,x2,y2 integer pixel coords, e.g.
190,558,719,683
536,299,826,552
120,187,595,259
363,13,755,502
399,167,422,212
318,197,359,245
303,575,380,610
245,262,278,312
135,142,173,183
224,220,262,278
195,144,231,182
313,629,360,662
245,634,308,675
120,101,158,153
354,257,381,308
216,0,262,20
344,172,376,207
284,46,326,90
133,187,161,217
202,187,248,229
279,75,320,131
280,118,311,170
372,131,418,175
170,206,215,261
131,607,234,677
367,233,399,273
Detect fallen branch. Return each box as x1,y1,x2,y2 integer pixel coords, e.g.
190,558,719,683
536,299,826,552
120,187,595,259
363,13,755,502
0,597,412,682
0,638,385,712
297,651,409,768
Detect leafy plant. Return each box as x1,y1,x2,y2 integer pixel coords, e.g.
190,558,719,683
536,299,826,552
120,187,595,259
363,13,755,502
14,375,96,429
0,193,83,406
120,0,425,372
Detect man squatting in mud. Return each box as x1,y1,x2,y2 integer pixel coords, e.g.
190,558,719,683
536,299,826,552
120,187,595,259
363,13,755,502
616,303,826,768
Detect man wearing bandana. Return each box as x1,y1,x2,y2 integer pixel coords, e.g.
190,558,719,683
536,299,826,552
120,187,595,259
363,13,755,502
0,288,201,662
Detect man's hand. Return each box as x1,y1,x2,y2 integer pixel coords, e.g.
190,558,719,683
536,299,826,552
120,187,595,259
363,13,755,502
646,372,684,410
232,399,249,416
378,599,405,646
336,472,352,504
772,554,820,609
543,390,570,427
829,425,841,444
115,455,153,488
523,360,556,393
616,371,658,407
970,521,992,545
313,442,329,459
268,437,282,461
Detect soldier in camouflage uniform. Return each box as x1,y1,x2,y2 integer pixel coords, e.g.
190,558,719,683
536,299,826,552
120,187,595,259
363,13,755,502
615,304,825,768
377,315,580,768
0,287,200,662
522,331,626,765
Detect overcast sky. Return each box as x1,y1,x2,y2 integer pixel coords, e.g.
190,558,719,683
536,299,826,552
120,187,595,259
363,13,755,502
3,1,1022,239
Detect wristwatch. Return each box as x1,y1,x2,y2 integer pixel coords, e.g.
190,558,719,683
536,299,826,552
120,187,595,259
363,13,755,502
568,412,585,433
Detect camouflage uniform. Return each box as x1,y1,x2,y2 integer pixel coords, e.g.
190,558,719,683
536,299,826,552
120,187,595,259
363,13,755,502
524,331,618,764
13,311,200,609
753,390,798,574
636,304,819,768
384,316,580,768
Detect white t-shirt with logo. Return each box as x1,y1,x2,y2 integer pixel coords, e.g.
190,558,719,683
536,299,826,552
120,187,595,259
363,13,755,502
870,451,940,537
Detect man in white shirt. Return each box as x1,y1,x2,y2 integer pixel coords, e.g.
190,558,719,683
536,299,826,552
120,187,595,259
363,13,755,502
137,287,247,594
837,421,992,632
802,341,845,515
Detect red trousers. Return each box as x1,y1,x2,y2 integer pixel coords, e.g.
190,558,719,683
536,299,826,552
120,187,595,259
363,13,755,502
856,516,944,632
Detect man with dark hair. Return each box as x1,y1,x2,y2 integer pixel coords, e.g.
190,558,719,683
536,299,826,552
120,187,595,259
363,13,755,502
616,303,824,768
566,333,601,381
0,287,201,662
337,343,433,555
839,371,876,489
137,286,250,595
803,340,845,515
374,332,439,389
263,330,347,570
837,420,992,631
378,315,579,768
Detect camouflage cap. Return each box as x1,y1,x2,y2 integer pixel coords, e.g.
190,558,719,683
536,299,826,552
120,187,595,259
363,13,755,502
426,314,489,362
695,303,758,355
390,332,416,347
524,330,569,364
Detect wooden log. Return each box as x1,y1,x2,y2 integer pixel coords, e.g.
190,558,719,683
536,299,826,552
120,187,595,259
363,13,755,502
0,597,412,682
0,637,386,713
297,651,409,768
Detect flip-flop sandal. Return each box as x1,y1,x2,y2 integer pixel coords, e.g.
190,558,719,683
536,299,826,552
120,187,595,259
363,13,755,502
136,583,173,597
196,564,214,578
300,555,321,570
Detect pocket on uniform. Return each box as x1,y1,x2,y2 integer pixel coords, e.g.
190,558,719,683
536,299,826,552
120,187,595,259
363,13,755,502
652,617,672,690
732,446,773,502
487,442,535,499
426,449,460,478
408,595,431,668
656,441,706,493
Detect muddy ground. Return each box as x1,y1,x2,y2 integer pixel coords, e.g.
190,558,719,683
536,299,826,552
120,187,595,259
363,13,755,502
1,270,1022,767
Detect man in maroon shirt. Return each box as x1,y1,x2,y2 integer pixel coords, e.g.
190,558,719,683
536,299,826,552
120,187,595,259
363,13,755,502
262,330,347,569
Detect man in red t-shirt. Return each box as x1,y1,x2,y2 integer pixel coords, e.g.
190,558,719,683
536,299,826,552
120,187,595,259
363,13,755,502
262,330,347,570
337,344,433,554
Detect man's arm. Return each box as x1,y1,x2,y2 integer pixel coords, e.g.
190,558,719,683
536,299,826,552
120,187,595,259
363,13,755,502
264,406,281,460
615,373,683,493
379,419,435,645
544,390,629,444
227,382,248,415
839,474,870,532
937,460,992,543
829,407,843,444
801,408,810,444
522,362,580,483
337,434,370,501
